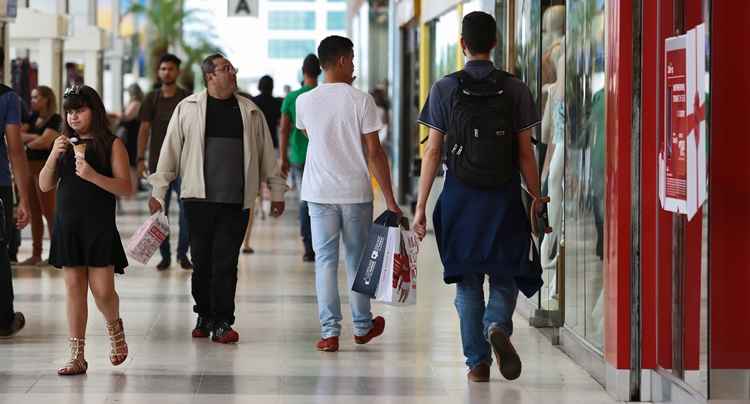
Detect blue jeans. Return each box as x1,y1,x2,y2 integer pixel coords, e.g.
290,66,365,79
308,202,374,338
455,273,519,369
292,165,313,255
160,178,190,260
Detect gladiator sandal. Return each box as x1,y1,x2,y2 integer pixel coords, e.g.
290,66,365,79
106,318,128,366
57,337,88,376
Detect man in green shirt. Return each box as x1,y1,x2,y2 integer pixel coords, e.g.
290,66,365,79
279,54,320,262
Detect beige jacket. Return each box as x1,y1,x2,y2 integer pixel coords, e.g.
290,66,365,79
148,90,287,210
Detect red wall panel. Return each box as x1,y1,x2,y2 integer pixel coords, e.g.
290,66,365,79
710,0,750,369
604,0,632,369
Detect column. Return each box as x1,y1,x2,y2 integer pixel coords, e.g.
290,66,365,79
83,50,100,92
108,0,123,112
37,37,64,103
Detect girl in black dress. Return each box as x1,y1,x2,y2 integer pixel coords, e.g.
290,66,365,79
39,86,132,376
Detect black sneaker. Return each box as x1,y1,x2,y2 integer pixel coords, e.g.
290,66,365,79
488,327,522,380
178,256,193,270
192,316,213,338
156,257,171,271
212,322,239,344
0,312,26,338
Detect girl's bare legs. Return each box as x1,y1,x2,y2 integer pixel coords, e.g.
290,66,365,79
59,267,89,375
89,266,127,365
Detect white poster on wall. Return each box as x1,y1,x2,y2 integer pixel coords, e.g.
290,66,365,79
659,23,707,220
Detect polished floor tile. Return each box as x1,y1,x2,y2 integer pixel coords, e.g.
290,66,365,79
0,193,618,403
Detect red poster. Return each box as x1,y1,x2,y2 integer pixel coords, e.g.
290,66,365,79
665,47,687,201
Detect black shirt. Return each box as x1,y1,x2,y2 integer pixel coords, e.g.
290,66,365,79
250,93,282,148
204,95,244,204
139,88,190,173
25,112,62,161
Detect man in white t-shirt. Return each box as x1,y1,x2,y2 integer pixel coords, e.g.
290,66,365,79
296,35,401,352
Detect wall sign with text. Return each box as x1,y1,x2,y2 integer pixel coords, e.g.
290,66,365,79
660,23,707,220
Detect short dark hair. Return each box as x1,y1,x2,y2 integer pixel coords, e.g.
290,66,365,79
317,36,354,70
258,75,274,94
159,53,182,68
201,53,225,85
461,12,497,54
302,54,321,78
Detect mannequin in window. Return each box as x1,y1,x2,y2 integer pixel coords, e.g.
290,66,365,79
539,5,565,147
540,51,565,274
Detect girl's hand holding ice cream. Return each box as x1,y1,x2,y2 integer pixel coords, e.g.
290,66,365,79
51,135,71,158
75,154,97,182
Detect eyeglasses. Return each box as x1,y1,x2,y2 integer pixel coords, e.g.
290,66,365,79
214,64,238,74
64,85,82,98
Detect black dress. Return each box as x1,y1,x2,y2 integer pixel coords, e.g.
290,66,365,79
49,136,129,273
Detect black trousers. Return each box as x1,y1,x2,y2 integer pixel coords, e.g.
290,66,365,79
0,186,15,327
184,201,249,325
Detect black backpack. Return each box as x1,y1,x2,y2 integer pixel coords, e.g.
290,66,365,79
445,69,517,189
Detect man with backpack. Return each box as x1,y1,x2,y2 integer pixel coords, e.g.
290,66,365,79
412,12,546,382
137,54,192,271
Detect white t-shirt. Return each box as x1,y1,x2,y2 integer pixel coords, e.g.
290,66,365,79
296,83,383,204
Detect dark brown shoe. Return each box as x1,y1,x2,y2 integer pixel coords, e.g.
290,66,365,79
489,327,522,380
467,363,490,383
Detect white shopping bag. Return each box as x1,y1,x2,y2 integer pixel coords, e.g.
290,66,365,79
375,229,419,305
125,212,170,264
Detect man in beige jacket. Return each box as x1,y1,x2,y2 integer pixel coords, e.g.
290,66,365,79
149,54,287,343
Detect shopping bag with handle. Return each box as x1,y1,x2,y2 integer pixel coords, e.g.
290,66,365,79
352,211,402,298
375,220,419,305
125,212,170,264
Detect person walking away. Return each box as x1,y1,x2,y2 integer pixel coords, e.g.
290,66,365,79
116,83,144,195
40,85,132,375
279,54,320,263
242,75,283,254
295,36,401,352
0,85,32,338
412,12,546,383
148,54,287,344
19,86,61,265
136,53,192,270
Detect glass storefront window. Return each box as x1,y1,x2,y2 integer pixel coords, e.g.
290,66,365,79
563,0,606,350
429,9,459,83
513,0,541,104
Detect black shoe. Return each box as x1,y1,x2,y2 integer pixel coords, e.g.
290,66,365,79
192,316,213,338
212,321,239,344
489,327,522,380
178,256,193,270
0,312,26,338
156,258,171,271
302,252,315,262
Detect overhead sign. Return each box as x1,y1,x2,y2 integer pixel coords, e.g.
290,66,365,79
228,0,258,17
659,23,707,220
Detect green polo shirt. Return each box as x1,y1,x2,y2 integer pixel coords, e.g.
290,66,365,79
281,84,315,165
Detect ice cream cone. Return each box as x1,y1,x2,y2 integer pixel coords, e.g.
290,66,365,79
73,143,87,158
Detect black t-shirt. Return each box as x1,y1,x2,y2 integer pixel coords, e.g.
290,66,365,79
25,112,62,161
250,93,282,148
204,95,244,204
139,88,190,173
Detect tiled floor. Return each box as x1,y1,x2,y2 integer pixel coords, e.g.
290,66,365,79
0,193,618,404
